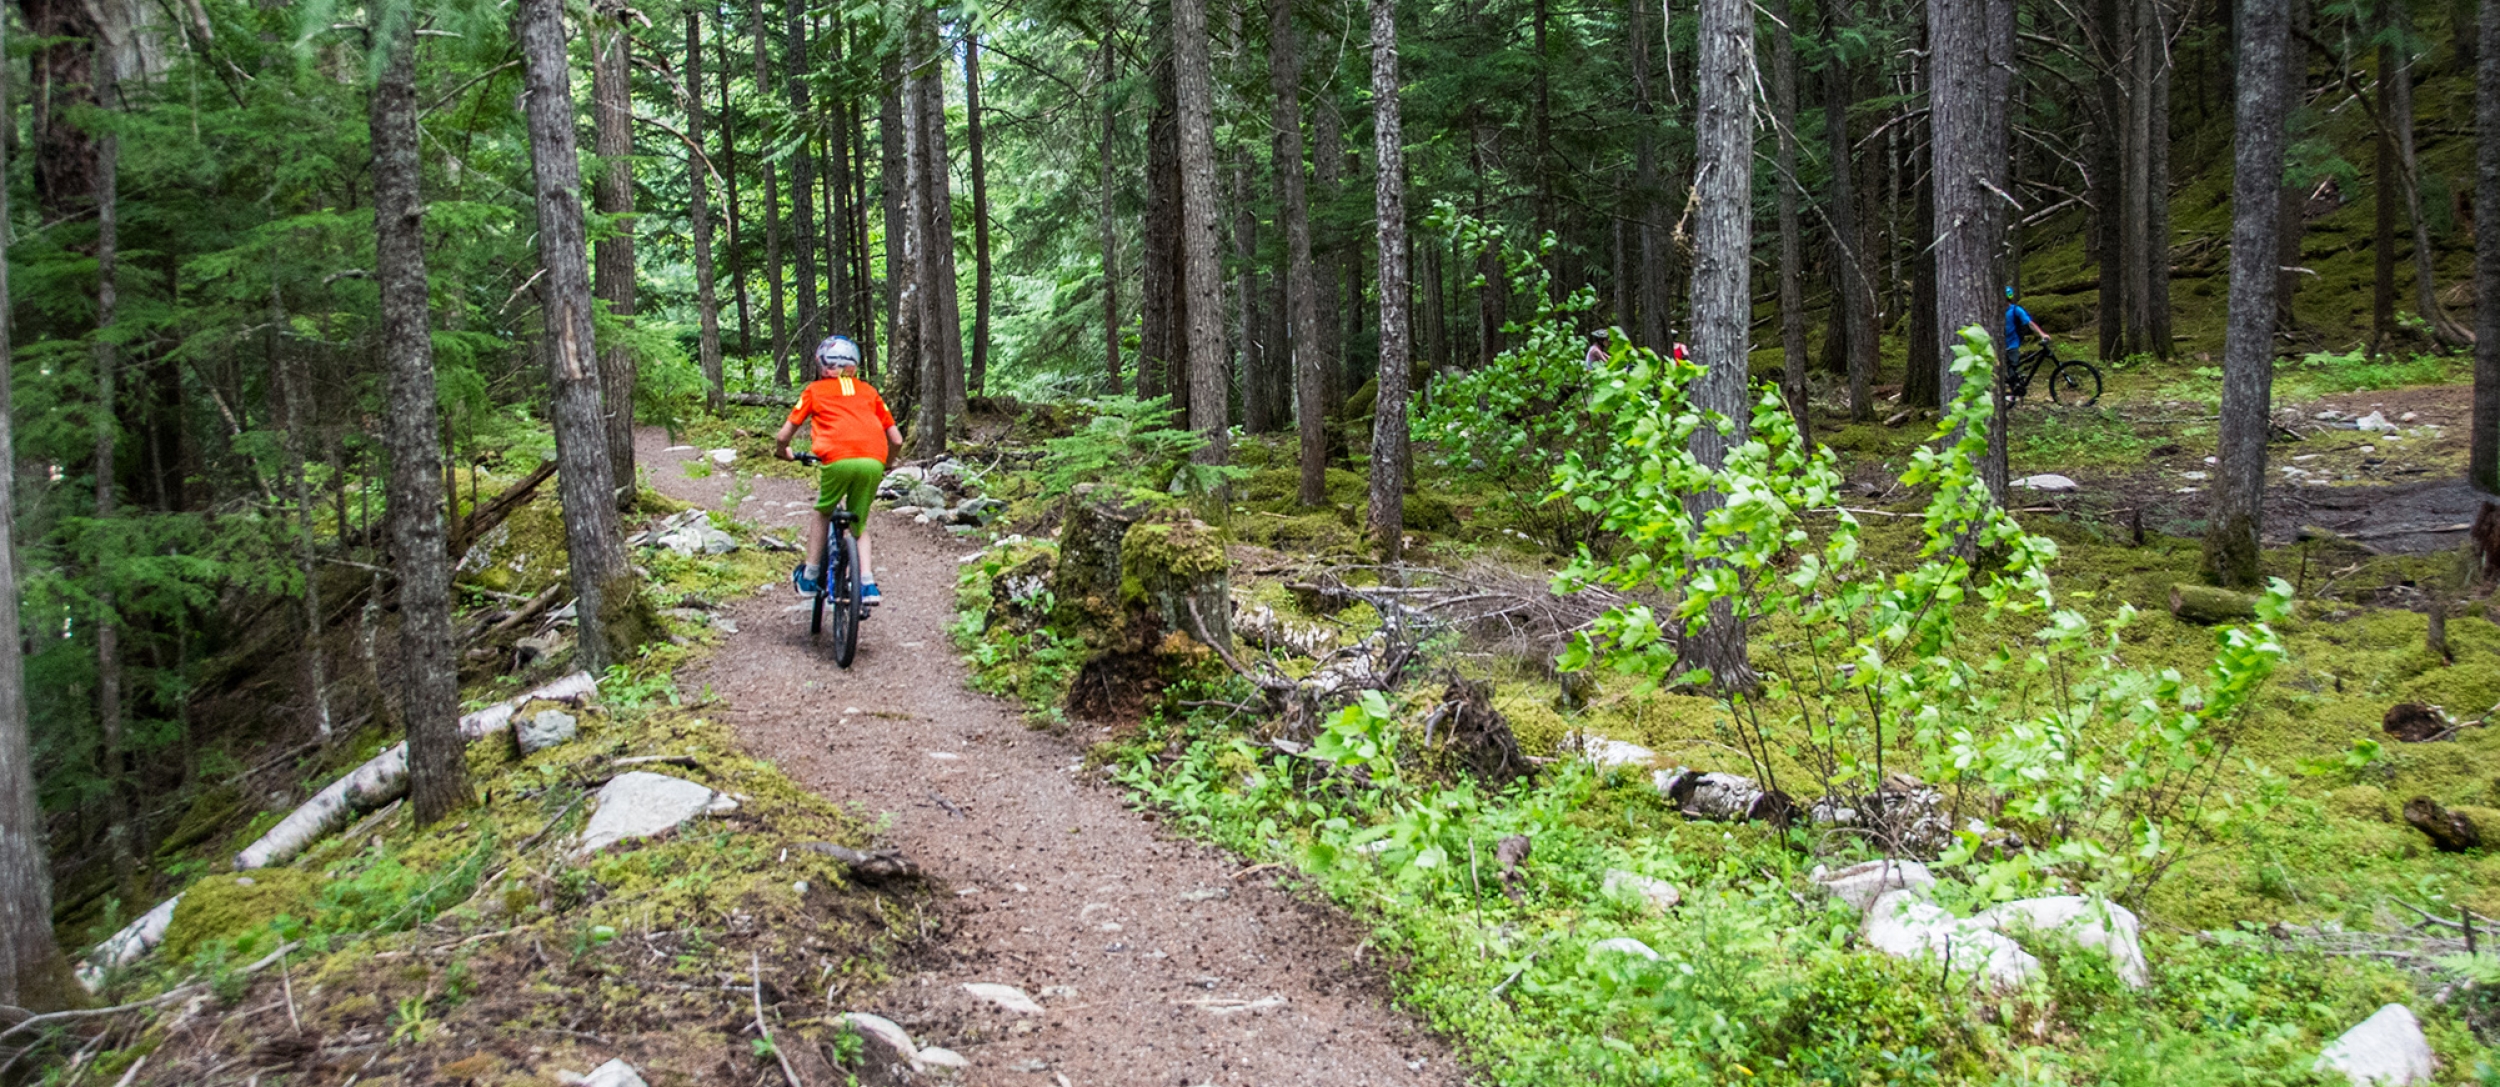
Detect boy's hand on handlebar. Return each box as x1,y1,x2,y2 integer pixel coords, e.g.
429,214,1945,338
774,446,794,461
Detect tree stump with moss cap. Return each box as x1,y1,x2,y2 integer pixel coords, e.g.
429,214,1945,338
1051,487,1233,722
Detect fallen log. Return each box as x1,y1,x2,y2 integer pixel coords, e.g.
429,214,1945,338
448,458,558,558
2168,584,2259,625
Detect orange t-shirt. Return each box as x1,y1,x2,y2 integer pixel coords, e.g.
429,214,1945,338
786,376,897,463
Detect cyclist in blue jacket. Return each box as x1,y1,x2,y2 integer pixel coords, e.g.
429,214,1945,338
2004,286,2054,354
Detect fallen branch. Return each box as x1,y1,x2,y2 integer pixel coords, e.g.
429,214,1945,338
450,459,559,559
753,950,805,1087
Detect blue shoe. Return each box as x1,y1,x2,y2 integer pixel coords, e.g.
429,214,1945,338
791,563,822,596
860,582,883,607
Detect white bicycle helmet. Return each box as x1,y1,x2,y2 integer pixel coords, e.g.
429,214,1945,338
815,335,862,372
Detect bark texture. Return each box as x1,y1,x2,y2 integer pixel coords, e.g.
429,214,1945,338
1101,35,1124,395
519,0,640,671
1772,0,1810,440
1173,0,1230,465
590,0,637,500
1366,0,1410,555
2202,0,2289,585
687,13,725,413
968,34,994,397
369,18,467,826
1930,0,2012,498
2473,0,2499,494
1270,0,1327,505
1683,0,1756,691
752,0,787,385
783,8,819,353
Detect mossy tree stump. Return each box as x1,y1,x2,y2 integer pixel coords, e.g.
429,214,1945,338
1049,485,1232,722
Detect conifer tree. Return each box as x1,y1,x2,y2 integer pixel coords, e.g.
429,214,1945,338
2204,0,2291,584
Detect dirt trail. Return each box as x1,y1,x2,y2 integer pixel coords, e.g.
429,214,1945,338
638,430,1460,1087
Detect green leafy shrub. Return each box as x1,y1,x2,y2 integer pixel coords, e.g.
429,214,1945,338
1034,395,1247,501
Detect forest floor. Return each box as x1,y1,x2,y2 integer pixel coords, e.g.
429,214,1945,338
636,428,1462,1087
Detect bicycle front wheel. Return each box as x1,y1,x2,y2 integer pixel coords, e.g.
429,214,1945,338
2048,361,2103,406
830,535,860,668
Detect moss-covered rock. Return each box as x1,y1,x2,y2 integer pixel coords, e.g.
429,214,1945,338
164,868,320,961
2327,785,2394,823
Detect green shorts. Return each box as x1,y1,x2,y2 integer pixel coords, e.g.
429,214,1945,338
814,458,885,535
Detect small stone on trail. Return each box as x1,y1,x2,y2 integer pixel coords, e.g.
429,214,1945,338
1039,985,1078,999
1179,885,1231,902
708,447,738,465
963,982,1046,1015
575,772,734,856
915,1047,971,1076
515,710,578,756
1007,1060,1051,1073
574,1060,648,1087
836,1011,920,1081
2400,411,2420,423
928,751,962,760
1602,869,1681,913
2356,411,2398,433
798,842,920,884
2314,1004,2435,1086
2012,473,2081,492
1590,937,1660,960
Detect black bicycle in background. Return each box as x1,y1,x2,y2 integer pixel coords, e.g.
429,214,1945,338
793,453,864,668
2006,342,2104,406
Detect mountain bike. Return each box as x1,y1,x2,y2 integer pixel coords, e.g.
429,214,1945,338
794,454,864,668
2005,342,2103,406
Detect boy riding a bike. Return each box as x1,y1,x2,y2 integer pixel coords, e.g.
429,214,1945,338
2004,285,2052,356
773,335,904,605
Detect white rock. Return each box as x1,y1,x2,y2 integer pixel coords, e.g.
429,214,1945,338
836,1011,920,1077
2315,409,2346,421
888,465,927,482
963,982,1046,1015
1589,937,1660,960
2179,471,2209,481
1861,889,2040,991
1601,869,1682,913
2355,411,2398,433
1571,737,1657,768
1977,895,2148,988
2315,1004,2435,1086
2012,473,2081,492
579,1060,650,1087
664,445,696,452
2399,411,2420,423
515,710,578,756
1810,859,1936,914
575,772,732,856
915,1047,971,1076
708,447,738,465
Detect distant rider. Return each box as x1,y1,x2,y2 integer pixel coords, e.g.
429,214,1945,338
774,335,903,606
2004,286,2053,356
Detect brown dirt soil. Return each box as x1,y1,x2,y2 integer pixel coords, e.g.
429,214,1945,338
640,430,1463,1086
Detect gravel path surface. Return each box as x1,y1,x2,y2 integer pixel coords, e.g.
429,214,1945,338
640,431,1461,1087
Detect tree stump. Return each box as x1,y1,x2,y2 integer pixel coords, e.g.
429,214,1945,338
2404,797,2481,852
1049,484,1152,637
1051,487,1232,723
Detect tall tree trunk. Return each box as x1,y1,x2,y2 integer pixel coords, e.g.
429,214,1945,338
92,96,132,893
274,292,330,745
784,7,820,354
23,0,101,223
2374,34,2399,354
687,13,725,413
1903,22,1941,409
1533,0,1553,262
591,0,637,504
1684,0,1756,690
1632,0,1667,350
519,0,640,671
0,0,67,1003
752,0,788,385
918,31,967,426
881,55,915,406
1142,1,1180,403
1825,5,1874,421
1174,0,1230,465
851,91,880,372
370,18,466,826
1101,33,1124,395
1772,0,1809,440
1233,157,1271,434
1982,0,2014,494
1931,0,2012,499
2202,0,2288,586
1312,99,1346,408
1272,0,1327,504
717,23,751,358
2275,0,2308,332
967,34,994,397
2471,0,2499,494
2119,0,2155,358
2092,0,2126,359
1365,0,1410,556
2388,26,2469,346
2146,13,2175,354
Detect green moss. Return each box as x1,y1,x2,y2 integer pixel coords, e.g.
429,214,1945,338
164,868,319,961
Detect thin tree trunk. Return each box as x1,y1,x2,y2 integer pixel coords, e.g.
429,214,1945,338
0,0,70,1005
1101,33,1124,395
1312,99,1345,408
2276,0,2308,332
1685,0,1755,691
1232,157,1269,434
1932,0,2012,499
591,0,637,503
784,6,819,354
687,13,725,413
882,55,915,406
370,18,466,826
967,32,994,397
2374,33,2399,354
2471,0,2498,494
1366,0,1409,556
1907,144,1940,406
1174,0,1230,465
2120,0,2155,357
2147,14,2175,353
851,92,880,372
273,290,331,745
1142,0,1180,403
1632,0,1667,351
918,33,967,427
2388,28,2469,346
1825,4,1873,421
717,22,750,358
1272,0,1326,504
92,106,132,893
2202,0,2288,585
519,0,640,670
752,0,788,386
1772,0,1810,440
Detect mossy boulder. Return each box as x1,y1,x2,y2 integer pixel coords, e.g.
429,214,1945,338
1405,492,1459,534
164,868,320,961
2327,785,2394,823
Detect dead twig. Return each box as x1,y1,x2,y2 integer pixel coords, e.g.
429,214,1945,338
754,950,806,1087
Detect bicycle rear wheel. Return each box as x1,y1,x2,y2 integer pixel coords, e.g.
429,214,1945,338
809,580,825,638
2048,360,2103,406
830,533,860,668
